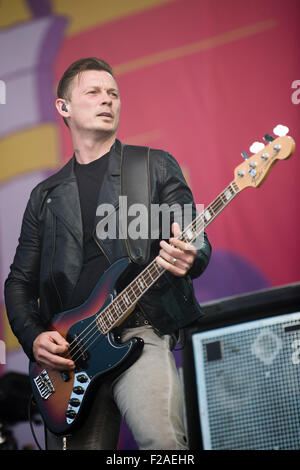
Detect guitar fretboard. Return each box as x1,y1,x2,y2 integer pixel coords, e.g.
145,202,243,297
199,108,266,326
96,180,240,333
200,180,239,228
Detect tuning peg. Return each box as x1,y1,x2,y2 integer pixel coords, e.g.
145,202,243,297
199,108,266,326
241,151,250,160
249,142,265,154
273,124,289,137
263,134,274,143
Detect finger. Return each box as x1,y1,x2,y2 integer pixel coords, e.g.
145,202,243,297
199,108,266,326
158,248,190,270
159,240,195,266
34,340,75,369
171,222,182,238
171,222,197,254
33,332,75,370
34,331,69,356
47,331,70,354
160,240,182,257
50,355,75,371
48,330,69,347
156,255,188,277
37,350,75,371
169,236,197,255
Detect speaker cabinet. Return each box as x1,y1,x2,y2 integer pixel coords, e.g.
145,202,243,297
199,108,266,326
182,283,300,450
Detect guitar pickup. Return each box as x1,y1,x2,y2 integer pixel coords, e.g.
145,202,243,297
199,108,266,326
69,334,90,368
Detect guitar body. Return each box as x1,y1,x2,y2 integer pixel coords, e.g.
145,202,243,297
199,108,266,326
29,257,144,435
28,130,295,436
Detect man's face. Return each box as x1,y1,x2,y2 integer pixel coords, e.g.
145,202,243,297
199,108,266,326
67,69,121,136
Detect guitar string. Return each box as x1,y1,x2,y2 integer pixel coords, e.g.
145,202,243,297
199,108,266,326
63,183,239,363
74,256,162,339
63,192,233,364
65,260,165,364
63,209,206,363
48,330,110,391
68,256,182,364
63,238,192,364
48,138,296,371
67,202,212,361
64,212,207,365
47,138,295,374
64,204,222,364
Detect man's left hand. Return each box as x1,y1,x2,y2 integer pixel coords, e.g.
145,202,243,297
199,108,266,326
156,222,196,277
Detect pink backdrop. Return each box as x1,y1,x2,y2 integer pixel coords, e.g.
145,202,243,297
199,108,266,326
0,0,299,450
55,0,300,299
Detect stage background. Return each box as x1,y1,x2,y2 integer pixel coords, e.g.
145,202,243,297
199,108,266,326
0,0,299,449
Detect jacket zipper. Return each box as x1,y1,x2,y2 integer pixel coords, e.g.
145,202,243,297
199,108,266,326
93,201,156,332
93,201,119,264
50,213,64,311
94,228,156,332
93,229,111,264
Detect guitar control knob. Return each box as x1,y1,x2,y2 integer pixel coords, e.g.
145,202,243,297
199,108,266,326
73,386,84,395
69,398,81,407
65,409,77,419
77,374,88,383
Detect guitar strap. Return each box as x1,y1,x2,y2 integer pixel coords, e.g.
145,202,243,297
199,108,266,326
120,144,151,265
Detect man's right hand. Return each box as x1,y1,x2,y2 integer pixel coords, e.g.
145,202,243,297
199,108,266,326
33,331,75,371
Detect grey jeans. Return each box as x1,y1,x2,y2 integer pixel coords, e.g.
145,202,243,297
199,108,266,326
46,326,188,450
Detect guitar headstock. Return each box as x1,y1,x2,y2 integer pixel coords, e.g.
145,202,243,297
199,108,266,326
234,125,295,191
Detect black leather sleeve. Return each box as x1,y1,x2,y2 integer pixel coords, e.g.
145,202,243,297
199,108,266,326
137,150,212,333
4,190,45,359
158,151,212,279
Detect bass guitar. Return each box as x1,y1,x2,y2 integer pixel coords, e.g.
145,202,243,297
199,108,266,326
29,126,295,435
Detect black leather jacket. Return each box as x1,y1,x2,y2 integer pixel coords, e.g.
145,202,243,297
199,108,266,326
5,140,211,359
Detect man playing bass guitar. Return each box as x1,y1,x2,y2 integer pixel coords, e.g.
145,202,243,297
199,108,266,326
5,57,211,450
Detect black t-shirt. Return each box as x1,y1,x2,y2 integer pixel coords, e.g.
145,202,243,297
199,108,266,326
68,153,110,309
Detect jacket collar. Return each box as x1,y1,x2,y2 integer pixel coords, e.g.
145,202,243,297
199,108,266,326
43,139,122,247
42,138,122,190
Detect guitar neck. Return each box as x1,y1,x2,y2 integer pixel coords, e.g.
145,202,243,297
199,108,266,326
96,180,240,333
199,180,240,230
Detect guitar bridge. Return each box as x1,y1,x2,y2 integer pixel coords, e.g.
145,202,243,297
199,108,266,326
34,369,55,400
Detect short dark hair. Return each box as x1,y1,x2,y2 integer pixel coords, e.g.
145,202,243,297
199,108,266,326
57,57,114,126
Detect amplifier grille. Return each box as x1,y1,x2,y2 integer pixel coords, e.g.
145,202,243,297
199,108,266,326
192,312,300,450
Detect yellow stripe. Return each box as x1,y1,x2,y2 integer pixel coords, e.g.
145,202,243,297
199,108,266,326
2,306,20,352
52,0,174,36
0,0,31,29
0,124,60,184
124,129,163,146
114,19,277,76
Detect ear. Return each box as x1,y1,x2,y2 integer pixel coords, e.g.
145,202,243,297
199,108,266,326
55,98,70,117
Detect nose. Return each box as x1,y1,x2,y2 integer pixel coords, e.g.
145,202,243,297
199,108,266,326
100,91,112,106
